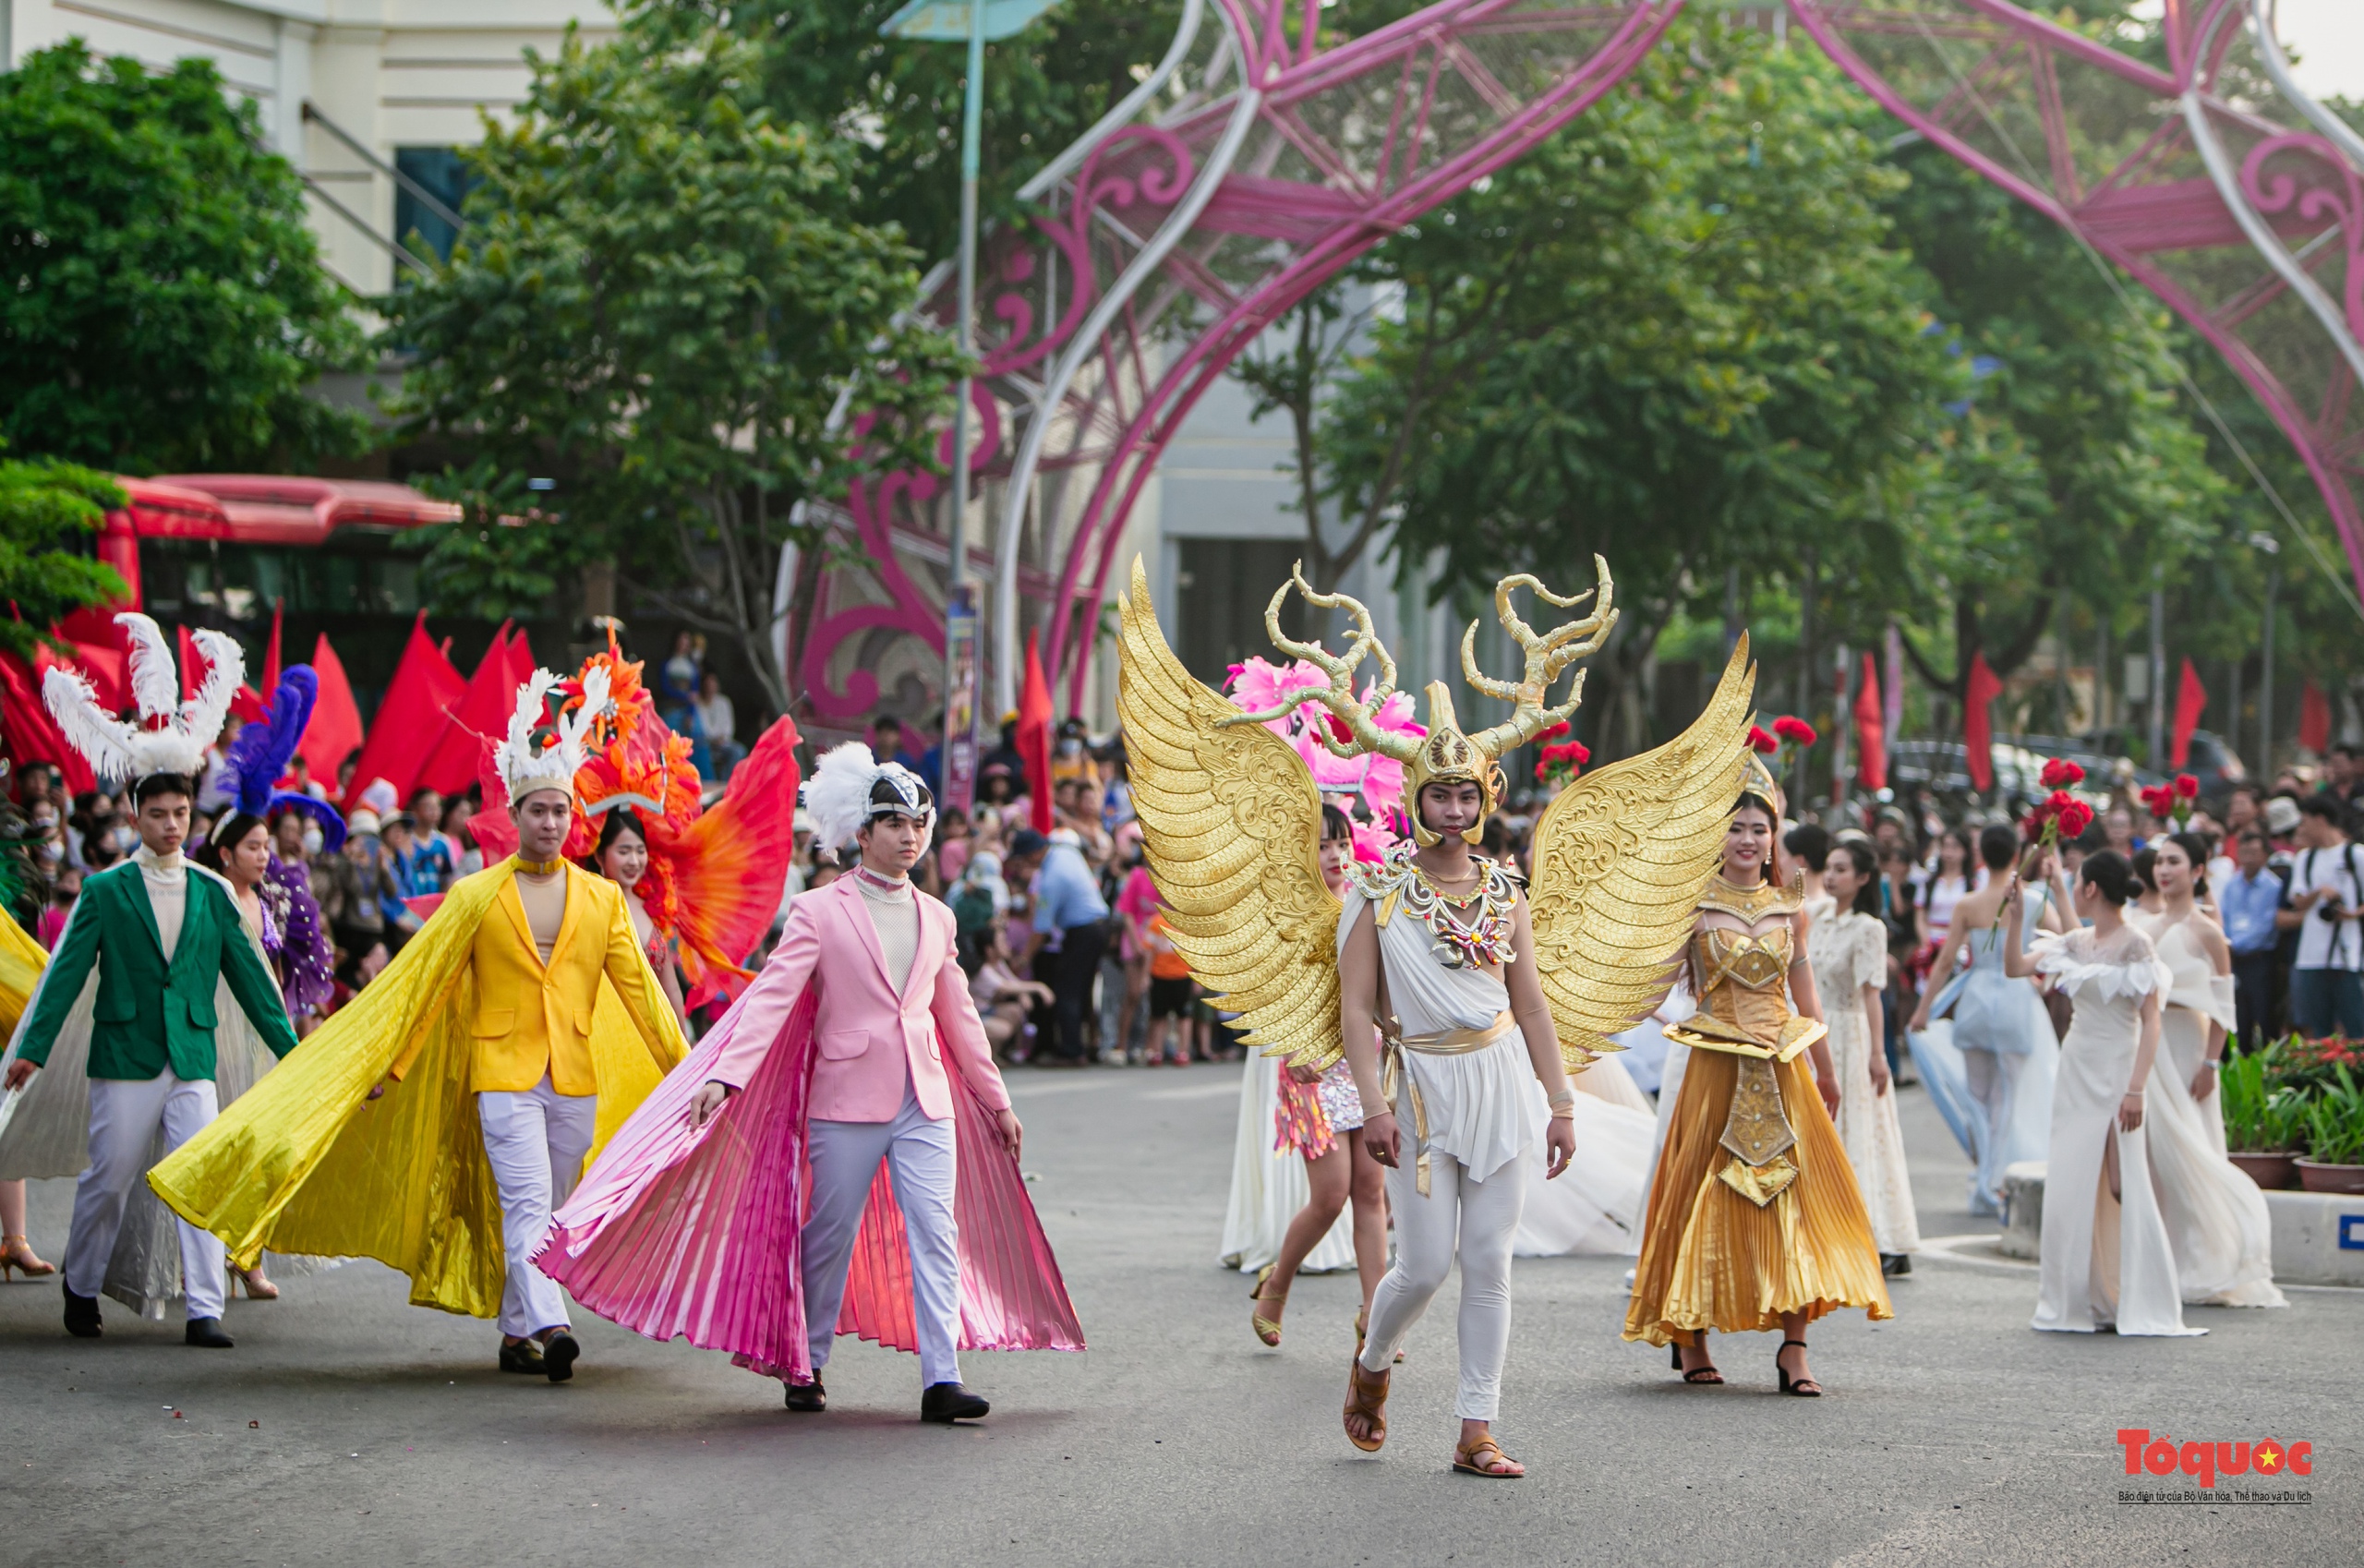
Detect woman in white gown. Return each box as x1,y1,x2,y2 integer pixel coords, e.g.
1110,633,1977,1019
1912,824,2064,1215
2005,852,2200,1337
1812,841,1920,1272
2131,834,2285,1309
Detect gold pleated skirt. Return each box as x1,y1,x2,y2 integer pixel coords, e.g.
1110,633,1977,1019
1622,1049,1892,1347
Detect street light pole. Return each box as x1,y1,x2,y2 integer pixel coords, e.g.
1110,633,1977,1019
2251,530,2281,778
883,0,1064,814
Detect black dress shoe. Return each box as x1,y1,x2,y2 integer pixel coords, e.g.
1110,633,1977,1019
1881,1253,1912,1278
499,1339,546,1374
63,1283,102,1339
184,1317,235,1348
920,1382,991,1423
541,1331,580,1383
784,1378,826,1413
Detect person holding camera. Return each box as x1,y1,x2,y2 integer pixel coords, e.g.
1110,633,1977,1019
2278,794,2364,1040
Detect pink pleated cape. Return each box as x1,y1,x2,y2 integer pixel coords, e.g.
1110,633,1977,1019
537,988,1084,1381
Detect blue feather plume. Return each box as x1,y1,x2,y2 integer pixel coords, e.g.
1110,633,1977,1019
224,667,318,817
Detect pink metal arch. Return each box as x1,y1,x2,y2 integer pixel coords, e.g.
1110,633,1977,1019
798,0,2364,721
1790,0,2364,605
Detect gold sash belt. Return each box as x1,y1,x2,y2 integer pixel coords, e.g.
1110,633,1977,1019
1381,1011,1516,1197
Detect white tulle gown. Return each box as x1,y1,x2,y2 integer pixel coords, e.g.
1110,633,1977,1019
2029,926,2201,1336
1513,1050,1656,1257
1811,908,1920,1257
2129,911,2286,1309
1219,1051,1355,1273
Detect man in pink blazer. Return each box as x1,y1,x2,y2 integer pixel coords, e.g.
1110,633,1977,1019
692,751,1020,1422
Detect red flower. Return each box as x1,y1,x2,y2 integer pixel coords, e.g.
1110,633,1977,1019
2039,757,2085,789
1747,725,1779,754
1539,719,1572,742
1772,715,1817,747
2139,784,2171,816
1326,714,1353,744
2056,800,2094,839
2174,773,2200,800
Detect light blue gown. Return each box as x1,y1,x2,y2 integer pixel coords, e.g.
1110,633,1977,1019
1911,899,2060,1216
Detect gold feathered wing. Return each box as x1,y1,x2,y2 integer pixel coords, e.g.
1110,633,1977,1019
1117,560,1343,1071
1527,633,1757,1067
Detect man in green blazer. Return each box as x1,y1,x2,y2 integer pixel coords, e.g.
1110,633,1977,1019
5,773,299,1345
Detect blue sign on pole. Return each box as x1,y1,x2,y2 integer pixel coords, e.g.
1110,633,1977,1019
2340,1213,2364,1251
879,0,1061,42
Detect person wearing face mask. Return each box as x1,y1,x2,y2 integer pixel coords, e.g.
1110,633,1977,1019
539,743,1080,1423
146,669,688,1381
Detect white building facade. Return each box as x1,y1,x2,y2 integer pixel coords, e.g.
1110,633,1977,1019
1,0,610,294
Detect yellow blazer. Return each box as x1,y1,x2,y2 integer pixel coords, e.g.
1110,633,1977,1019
467,860,676,1095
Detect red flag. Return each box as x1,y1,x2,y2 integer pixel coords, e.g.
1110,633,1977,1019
506,627,537,684
415,624,515,795
262,599,283,693
340,613,464,808
1018,629,1055,835
1963,651,2004,792
2169,657,2208,769
0,651,95,793
1854,650,1886,792
2300,679,2332,754
297,633,365,783
176,624,200,702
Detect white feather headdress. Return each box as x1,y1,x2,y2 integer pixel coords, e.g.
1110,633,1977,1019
42,612,244,784
494,665,609,802
805,742,933,853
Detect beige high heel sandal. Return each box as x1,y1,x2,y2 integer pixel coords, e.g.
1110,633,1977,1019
1248,1264,1285,1346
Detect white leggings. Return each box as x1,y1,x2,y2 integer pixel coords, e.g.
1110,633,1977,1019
479,1078,598,1338
1356,1147,1528,1421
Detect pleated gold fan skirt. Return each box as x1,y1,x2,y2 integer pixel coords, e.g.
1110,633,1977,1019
1622,1049,1892,1347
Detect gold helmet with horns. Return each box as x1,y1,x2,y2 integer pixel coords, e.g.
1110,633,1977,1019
1223,561,1619,846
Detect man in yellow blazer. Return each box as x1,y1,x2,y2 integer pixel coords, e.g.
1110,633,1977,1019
148,668,684,1383
388,778,678,1381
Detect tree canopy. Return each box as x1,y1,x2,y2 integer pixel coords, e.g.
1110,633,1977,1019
0,42,368,474
384,29,962,711
0,452,130,657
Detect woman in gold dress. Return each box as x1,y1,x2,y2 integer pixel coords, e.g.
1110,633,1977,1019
1622,778,1890,1394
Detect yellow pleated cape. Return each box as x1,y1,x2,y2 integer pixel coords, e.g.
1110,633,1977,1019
147,865,688,1319
0,904,46,1034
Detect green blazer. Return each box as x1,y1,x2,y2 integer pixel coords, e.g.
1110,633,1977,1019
18,859,299,1081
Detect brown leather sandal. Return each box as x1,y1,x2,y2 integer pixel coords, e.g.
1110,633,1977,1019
1453,1434,1524,1478
1250,1264,1285,1347
1343,1355,1389,1453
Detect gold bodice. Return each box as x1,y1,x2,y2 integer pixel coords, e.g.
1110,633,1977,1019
1689,925,1799,1048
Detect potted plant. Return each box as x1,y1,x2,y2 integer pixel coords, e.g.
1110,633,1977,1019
2221,1049,2308,1190
2296,1063,2364,1195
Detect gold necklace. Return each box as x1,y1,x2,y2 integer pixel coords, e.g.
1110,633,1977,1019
515,855,564,877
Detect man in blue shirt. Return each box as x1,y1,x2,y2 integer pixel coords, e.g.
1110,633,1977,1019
1010,826,1108,1065
2217,826,2285,1051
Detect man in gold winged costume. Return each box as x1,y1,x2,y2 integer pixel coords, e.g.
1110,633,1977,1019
1118,555,1755,1478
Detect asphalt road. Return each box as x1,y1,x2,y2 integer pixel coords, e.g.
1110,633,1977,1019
2,1062,2354,1568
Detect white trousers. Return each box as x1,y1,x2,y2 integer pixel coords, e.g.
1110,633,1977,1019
477,1077,597,1338
802,1087,961,1388
69,1073,225,1321
1357,1146,1528,1421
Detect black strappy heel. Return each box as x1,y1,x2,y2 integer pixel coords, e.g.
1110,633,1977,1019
1776,1340,1821,1396
1671,1341,1722,1384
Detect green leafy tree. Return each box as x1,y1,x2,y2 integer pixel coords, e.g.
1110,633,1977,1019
0,42,369,473
384,30,962,712
0,452,131,657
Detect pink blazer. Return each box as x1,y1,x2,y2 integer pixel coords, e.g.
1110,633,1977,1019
707,875,1008,1123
